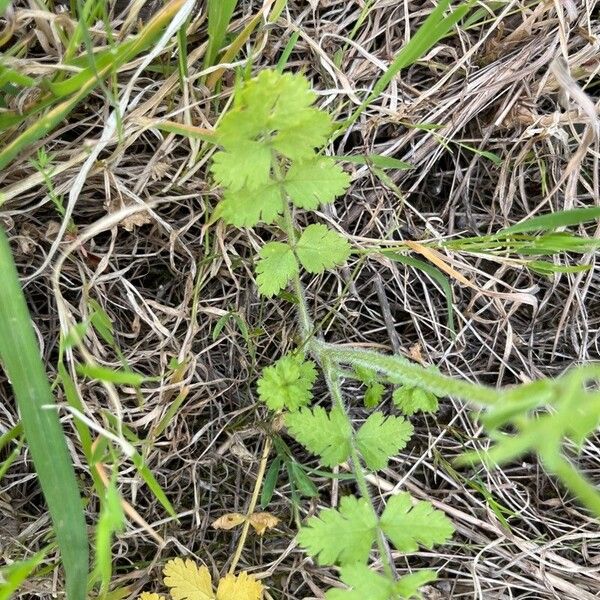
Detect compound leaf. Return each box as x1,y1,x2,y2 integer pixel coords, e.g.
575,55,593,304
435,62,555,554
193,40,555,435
256,242,297,297
325,564,395,600
285,158,350,209
392,386,439,415
218,182,283,227
285,406,353,467
297,496,377,565
211,143,271,191
257,354,317,411
296,224,351,274
355,412,413,471
380,493,454,553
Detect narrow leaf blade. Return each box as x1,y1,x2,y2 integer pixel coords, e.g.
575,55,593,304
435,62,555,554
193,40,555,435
0,227,88,600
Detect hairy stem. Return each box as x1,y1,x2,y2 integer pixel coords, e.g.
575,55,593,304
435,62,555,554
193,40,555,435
321,355,396,579
272,155,311,339
280,197,396,579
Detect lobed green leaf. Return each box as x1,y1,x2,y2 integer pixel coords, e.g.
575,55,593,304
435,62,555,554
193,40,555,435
285,407,353,467
211,143,272,191
256,242,298,297
218,182,283,227
296,224,351,274
285,158,350,209
355,412,413,470
257,354,317,411
297,496,377,565
380,493,454,553
392,386,439,415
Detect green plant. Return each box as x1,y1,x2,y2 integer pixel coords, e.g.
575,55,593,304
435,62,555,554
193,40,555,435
0,227,88,600
210,69,600,599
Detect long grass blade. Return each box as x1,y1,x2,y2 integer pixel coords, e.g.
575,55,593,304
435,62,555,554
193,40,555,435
345,0,474,128
205,0,238,68
0,227,88,600
503,206,600,234
0,0,188,171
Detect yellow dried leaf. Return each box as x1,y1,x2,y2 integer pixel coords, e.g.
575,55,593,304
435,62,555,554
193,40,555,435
139,594,165,600
212,513,246,531
216,572,263,600
248,512,280,536
163,558,214,600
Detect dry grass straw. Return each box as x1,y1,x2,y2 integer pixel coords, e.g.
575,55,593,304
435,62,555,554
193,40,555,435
1,0,599,598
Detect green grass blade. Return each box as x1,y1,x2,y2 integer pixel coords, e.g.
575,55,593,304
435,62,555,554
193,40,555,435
0,548,48,600
0,0,189,171
0,227,88,600
503,207,600,234
205,0,238,68
345,0,474,128
382,252,455,334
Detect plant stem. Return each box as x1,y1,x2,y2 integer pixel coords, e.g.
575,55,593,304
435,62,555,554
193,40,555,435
281,201,311,338
321,355,396,580
273,155,311,338
280,198,396,580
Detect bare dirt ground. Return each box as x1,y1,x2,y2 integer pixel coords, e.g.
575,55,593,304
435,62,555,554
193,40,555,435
1,1,600,598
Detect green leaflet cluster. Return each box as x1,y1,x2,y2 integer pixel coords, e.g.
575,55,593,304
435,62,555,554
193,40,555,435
211,69,350,297
213,70,452,600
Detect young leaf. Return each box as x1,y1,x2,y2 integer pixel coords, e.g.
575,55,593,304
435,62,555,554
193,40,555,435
256,242,298,297
284,158,350,209
380,493,454,553
296,224,351,274
139,594,165,600
211,143,272,191
364,382,385,408
284,406,353,467
394,570,437,598
325,564,395,600
162,558,214,600
273,110,332,160
355,412,413,470
218,182,283,227
257,354,317,411
354,366,386,407
215,571,263,600
216,70,330,158
297,496,377,565
239,69,316,128
392,386,439,415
